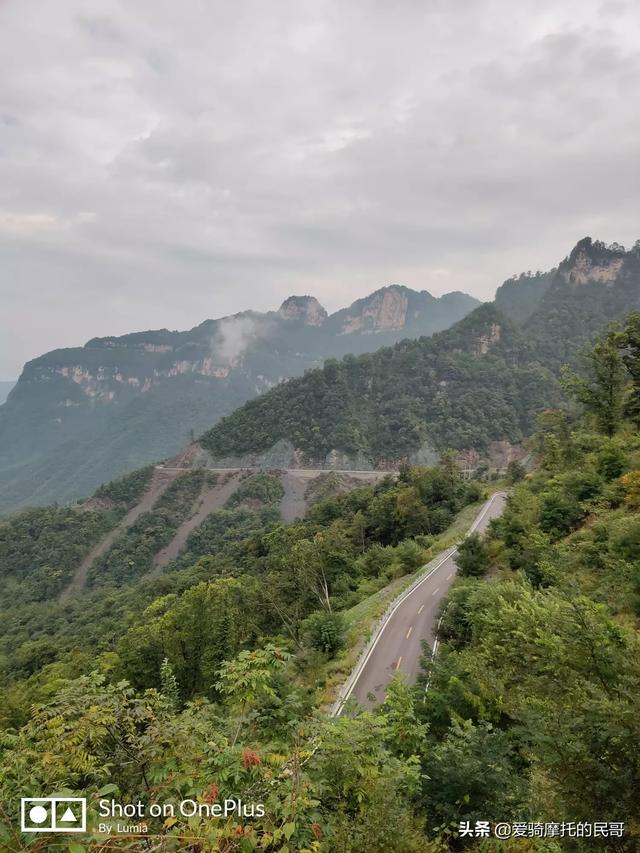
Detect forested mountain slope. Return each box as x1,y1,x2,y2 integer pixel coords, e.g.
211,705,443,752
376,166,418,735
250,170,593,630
200,238,640,469
526,238,640,369
0,286,477,514
493,269,554,323
415,385,640,844
3,321,640,849
200,304,553,467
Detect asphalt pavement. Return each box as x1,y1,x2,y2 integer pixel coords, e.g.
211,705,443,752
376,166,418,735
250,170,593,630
345,492,507,710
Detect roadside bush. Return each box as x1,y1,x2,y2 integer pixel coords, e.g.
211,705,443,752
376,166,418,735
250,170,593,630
302,611,346,657
539,490,585,539
506,460,526,485
356,543,395,578
393,539,426,574
596,442,628,480
455,533,490,578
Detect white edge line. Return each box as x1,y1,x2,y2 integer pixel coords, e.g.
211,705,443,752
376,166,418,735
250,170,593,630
335,548,454,711
424,613,444,693
332,491,505,716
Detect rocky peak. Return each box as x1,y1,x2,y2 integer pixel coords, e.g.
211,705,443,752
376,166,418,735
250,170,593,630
562,237,626,287
278,295,327,326
340,285,411,334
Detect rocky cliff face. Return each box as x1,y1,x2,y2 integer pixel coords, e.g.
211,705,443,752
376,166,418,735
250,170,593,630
278,295,328,325
24,350,234,405
562,238,627,286
15,286,479,412
198,238,640,479
327,284,476,340
338,286,410,333
5,236,636,514
0,284,479,513
475,322,502,355
516,237,640,373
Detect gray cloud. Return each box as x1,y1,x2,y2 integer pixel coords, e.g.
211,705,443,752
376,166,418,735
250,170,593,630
1,0,639,378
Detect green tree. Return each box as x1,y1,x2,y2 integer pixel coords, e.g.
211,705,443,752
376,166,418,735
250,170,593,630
596,440,628,480
534,408,575,469
159,657,180,709
561,329,627,437
117,578,248,698
420,718,529,828
302,611,346,657
455,532,490,577
215,644,291,745
539,489,584,540
379,676,428,758
308,714,426,852
505,459,526,484
620,311,640,426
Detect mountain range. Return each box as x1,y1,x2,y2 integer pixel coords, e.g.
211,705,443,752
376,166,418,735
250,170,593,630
0,286,478,513
198,238,640,469
2,238,640,849
0,382,14,406
2,237,638,516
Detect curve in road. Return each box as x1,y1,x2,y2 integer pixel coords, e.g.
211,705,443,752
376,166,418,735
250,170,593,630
335,491,507,714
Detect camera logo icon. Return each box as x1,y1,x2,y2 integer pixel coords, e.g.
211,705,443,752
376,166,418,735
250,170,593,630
21,797,86,833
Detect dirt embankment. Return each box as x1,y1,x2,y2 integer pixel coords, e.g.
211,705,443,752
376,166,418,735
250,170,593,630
279,471,308,522
279,469,391,522
59,467,183,601
149,472,242,575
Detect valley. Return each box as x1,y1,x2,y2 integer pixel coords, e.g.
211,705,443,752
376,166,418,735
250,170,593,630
0,286,478,514
5,0,640,843
58,464,393,597
2,238,640,850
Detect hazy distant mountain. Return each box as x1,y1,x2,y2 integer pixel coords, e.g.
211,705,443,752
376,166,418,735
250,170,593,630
0,285,479,514
199,238,640,470
494,270,555,324
0,382,15,406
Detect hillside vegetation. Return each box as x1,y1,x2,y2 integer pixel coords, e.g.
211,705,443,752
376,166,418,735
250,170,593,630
2,320,640,849
2,249,640,849
201,239,640,468
201,303,553,463
0,466,153,604
0,286,478,514
0,459,482,717
413,324,640,843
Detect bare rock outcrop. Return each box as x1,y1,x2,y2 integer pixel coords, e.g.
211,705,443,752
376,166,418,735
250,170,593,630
278,295,328,326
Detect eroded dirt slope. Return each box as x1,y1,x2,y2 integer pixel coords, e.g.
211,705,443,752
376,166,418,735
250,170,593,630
60,467,183,600
149,472,243,574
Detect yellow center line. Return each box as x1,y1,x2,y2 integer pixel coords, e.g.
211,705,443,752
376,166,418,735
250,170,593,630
405,626,413,640
432,586,440,596
446,572,453,580
417,604,424,614
396,656,403,670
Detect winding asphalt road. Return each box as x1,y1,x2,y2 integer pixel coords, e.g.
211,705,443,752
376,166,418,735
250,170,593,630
343,492,507,711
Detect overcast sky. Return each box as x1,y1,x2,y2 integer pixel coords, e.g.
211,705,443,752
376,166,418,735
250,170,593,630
1,0,639,379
